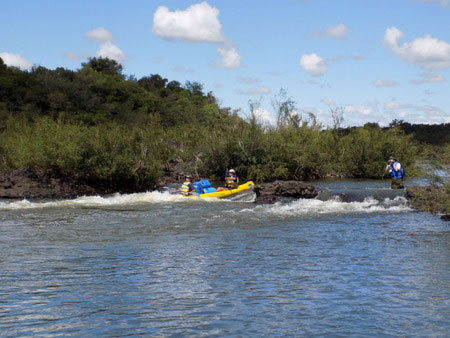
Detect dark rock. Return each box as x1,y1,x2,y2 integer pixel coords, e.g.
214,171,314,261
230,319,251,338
254,180,318,204
0,168,95,199
160,158,191,185
406,185,449,221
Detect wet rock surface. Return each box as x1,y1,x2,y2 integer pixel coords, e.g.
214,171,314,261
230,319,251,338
406,185,449,221
0,164,191,199
0,168,95,199
254,180,318,204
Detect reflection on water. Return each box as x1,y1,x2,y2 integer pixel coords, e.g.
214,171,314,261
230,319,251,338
0,180,448,336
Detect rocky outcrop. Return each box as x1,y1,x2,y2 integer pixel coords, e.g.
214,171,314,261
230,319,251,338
254,180,318,204
0,168,95,199
406,185,450,221
0,163,195,199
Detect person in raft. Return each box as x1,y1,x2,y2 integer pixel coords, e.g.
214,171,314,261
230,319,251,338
224,169,239,189
180,175,196,196
385,156,405,189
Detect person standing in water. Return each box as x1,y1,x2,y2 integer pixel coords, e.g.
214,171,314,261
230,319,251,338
385,156,405,189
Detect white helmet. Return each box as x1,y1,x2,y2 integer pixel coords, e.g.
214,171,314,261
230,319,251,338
229,169,236,173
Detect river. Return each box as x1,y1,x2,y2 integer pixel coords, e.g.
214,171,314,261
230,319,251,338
0,179,448,336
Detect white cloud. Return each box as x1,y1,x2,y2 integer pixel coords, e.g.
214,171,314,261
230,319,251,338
152,2,241,69
384,99,450,123
313,23,350,40
235,86,271,95
372,79,399,87
410,73,446,84
152,2,226,43
326,24,349,40
383,27,450,70
268,71,283,77
64,51,91,61
0,52,33,69
96,41,126,64
344,104,372,116
65,27,125,64
352,55,367,61
416,0,449,7
253,108,277,126
85,27,115,42
174,65,194,73
300,53,328,76
236,76,260,84
216,46,241,69
321,97,335,106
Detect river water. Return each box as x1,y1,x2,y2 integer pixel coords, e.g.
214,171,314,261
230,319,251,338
0,179,448,336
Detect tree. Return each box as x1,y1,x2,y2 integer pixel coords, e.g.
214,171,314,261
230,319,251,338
0,57,6,72
82,57,123,76
185,81,204,96
330,106,344,131
248,98,262,126
167,80,182,91
271,88,298,128
363,122,380,129
138,74,168,90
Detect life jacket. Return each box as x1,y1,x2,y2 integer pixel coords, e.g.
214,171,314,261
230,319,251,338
181,182,192,196
389,162,404,179
225,177,238,189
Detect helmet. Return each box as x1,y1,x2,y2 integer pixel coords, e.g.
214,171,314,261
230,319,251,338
185,175,192,179
229,169,236,173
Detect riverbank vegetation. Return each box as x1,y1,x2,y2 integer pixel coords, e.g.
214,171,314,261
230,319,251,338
1,57,448,192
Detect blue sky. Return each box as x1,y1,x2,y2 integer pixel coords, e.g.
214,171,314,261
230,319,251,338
1,0,449,126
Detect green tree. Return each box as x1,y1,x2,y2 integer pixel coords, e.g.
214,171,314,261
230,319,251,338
82,57,123,76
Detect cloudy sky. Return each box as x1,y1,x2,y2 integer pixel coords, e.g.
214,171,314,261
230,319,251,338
1,0,449,126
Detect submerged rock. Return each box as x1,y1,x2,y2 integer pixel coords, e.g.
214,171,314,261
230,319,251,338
254,180,318,204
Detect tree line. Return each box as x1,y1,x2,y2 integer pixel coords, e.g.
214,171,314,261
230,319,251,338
0,57,448,191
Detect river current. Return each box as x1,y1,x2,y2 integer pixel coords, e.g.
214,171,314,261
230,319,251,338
0,179,448,336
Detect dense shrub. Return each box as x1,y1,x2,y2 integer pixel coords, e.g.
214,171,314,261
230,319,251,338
1,116,167,189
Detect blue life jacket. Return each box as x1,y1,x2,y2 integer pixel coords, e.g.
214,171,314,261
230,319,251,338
389,161,404,179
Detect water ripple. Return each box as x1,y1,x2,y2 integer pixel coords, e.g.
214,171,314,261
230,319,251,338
0,184,449,336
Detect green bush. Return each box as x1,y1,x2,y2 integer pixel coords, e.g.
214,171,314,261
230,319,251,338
1,116,166,189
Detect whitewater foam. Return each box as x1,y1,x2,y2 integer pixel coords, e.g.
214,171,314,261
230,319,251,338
0,191,198,210
241,196,412,218
0,190,412,216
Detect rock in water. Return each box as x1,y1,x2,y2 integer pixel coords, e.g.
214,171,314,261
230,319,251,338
0,168,94,199
254,180,318,204
406,185,450,221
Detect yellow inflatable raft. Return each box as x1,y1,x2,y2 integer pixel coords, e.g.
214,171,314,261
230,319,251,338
187,181,255,199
